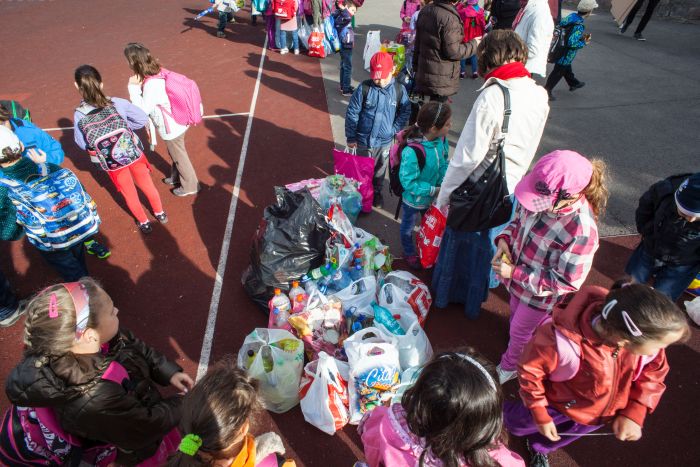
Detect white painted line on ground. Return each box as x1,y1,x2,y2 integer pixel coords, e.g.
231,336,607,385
196,38,268,381
41,112,249,132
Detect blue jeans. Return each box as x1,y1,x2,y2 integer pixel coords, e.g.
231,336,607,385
460,55,477,74
400,202,427,257
625,244,700,301
340,47,353,92
218,11,233,33
275,19,299,50
38,243,89,282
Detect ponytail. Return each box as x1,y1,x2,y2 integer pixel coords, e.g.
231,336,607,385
74,65,111,109
582,158,609,218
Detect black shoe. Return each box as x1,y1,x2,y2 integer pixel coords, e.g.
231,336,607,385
0,302,26,328
84,239,111,259
154,212,168,224
162,177,178,186
634,33,646,41
620,22,629,34
137,221,153,234
341,86,355,96
373,192,384,208
529,452,550,467
569,82,585,91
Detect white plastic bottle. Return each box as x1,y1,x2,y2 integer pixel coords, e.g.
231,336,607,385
288,280,305,304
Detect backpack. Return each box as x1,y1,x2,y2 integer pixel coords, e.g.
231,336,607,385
388,130,427,219
0,164,100,251
547,23,575,64
360,79,404,116
0,99,31,122
273,0,296,20
143,68,204,128
76,103,144,171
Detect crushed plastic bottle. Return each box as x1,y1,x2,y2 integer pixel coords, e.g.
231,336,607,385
372,303,405,335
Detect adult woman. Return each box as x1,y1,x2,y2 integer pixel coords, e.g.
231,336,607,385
432,30,549,319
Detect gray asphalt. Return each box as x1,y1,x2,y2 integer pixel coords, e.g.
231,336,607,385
320,1,700,237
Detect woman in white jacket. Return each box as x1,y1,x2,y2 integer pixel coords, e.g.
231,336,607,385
513,0,554,79
124,43,200,197
433,30,549,319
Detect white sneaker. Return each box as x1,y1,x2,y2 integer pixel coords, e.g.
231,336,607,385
293,49,300,55
280,48,289,55
496,365,518,385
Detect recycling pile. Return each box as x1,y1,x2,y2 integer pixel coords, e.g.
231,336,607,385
239,182,433,435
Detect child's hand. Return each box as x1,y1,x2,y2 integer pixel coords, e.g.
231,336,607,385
492,260,514,279
347,142,358,149
170,372,195,394
537,422,561,442
26,148,47,164
128,74,142,86
584,33,591,43
612,416,642,441
492,239,512,266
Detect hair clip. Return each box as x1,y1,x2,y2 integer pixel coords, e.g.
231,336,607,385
48,293,59,319
621,311,643,337
601,299,617,319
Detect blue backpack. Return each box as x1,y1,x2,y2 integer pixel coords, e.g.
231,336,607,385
0,164,100,251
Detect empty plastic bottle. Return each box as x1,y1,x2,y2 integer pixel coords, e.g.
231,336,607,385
372,303,405,335
269,288,291,313
288,280,305,304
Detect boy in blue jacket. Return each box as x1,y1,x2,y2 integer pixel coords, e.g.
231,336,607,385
334,0,358,96
345,51,412,207
0,104,64,167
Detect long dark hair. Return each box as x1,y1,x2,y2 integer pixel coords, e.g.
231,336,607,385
398,101,451,156
74,65,111,108
402,348,505,467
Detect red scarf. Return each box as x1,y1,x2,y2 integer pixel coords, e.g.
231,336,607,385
484,61,531,81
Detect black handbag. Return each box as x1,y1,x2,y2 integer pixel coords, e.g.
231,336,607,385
446,82,513,232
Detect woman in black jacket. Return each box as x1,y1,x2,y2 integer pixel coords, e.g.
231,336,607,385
5,277,194,465
491,0,522,29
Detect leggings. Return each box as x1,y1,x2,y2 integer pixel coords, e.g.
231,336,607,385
108,156,163,224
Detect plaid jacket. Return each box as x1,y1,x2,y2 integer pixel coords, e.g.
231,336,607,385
496,198,599,311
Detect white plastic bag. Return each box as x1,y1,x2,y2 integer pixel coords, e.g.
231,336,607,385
237,328,304,413
390,366,422,404
330,275,377,318
299,352,351,435
363,30,382,71
376,311,432,370
377,271,432,326
684,296,700,326
344,328,401,424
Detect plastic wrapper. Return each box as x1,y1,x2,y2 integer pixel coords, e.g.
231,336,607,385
318,175,362,224
288,290,348,361
284,178,325,200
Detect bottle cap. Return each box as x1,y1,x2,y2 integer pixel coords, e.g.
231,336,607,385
273,307,279,315
274,288,281,295
292,280,299,288
296,295,304,302
247,349,255,357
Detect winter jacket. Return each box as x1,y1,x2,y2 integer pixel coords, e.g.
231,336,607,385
513,0,554,77
359,403,526,467
5,118,65,167
457,4,486,43
0,157,62,242
129,77,189,141
556,13,587,66
495,198,599,312
73,97,149,151
436,76,549,208
491,0,521,29
399,136,449,209
413,0,479,97
635,174,700,266
518,286,670,427
400,0,421,26
345,80,411,148
6,328,183,464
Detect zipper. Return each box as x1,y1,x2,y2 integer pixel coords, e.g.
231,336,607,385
602,345,620,416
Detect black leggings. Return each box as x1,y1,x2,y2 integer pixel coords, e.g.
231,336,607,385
625,0,661,34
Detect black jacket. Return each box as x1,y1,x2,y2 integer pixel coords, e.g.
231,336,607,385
491,0,522,29
413,0,478,97
635,174,700,266
6,329,182,465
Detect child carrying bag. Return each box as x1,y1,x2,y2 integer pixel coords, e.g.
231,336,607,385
333,147,375,213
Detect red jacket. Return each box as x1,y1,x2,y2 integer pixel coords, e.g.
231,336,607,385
518,286,669,428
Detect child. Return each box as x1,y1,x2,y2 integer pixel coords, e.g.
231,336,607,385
5,277,194,464
168,360,295,466
506,282,689,467
345,51,412,208
625,172,700,300
359,349,525,466
400,0,422,30
214,0,239,38
125,43,201,197
544,0,597,101
74,65,167,235
458,0,486,79
276,0,300,55
397,101,451,270
491,150,608,384
334,0,357,96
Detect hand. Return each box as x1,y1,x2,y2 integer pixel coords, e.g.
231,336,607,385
537,422,561,442
128,74,142,85
403,16,411,22
612,416,642,441
26,148,47,164
491,239,512,266
347,142,358,149
584,33,591,43
170,372,194,394
492,260,514,279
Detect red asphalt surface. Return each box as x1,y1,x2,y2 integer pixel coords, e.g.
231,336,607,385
0,2,698,466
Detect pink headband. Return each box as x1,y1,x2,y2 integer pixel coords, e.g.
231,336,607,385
49,282,91,339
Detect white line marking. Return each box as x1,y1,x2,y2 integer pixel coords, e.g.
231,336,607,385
41,112,249,132
195,39,268,381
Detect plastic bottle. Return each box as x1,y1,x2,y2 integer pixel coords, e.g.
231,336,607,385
269,289,291,328
353,243,364,269
292,294,307,314
349,264,365,282
372,303,405,335
328,267,352,293
271,307,290,329
288,280,305,304
304,263,334,282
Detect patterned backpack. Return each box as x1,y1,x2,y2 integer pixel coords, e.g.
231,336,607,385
0,164,100,251
77,103,144,171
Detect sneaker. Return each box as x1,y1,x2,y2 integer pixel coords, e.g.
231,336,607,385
634,33,646,41
341,87,355,97
619,22,629,34
216,31,225,38
154,211,168,224
569,82,585,91
405,255,422,270
162,176,178,186
228,16,236,23
459,71,466,79
84,239,111,259
173,185,201,197
0,304,25,328
280,48,289,55
293,49,300,55
137,221,153,234
472,72,479,79
372,192,384,208
529,452,550,467
496,364,517,384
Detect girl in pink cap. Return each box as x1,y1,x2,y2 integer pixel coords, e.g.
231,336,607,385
490,150,609,384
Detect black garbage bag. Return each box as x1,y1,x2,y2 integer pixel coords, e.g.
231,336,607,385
242,187,331,309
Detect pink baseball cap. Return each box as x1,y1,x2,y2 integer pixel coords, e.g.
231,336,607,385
370,52,394,80
514,150,593,212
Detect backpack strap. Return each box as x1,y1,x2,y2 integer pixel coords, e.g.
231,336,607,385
360,79,372,110
406,142,426,171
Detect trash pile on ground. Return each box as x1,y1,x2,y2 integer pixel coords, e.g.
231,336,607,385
239,182,433,434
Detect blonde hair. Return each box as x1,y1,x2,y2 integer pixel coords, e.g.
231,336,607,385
583,159,609,218
23,277,103,357
123,42,162,81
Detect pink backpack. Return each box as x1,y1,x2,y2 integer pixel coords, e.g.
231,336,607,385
144,68,203,128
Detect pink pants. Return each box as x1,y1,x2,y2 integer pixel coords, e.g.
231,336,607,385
499,296,548,371
107,156,163,224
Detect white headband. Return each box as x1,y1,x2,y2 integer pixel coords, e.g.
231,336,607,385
443,353,497,391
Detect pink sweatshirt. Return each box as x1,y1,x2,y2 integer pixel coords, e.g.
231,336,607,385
359,405,525,467
400,0,421,26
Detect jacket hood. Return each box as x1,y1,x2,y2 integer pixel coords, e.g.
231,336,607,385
551,285,610,345
561,12,584,26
